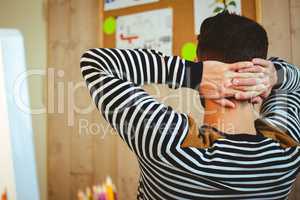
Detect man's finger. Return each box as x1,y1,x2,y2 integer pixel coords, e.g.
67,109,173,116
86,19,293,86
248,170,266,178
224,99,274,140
238,65,266,73
225,71,265,79
224,78,233,88
232,78,262,86
222,88,245,98
233,77,270,86
200,91,220,99
232,84,268,92
201,86,239,99
228,61,254,71
235,91,262,100
252,58,272,68
250,96,263,104
260,89,271,99
213,99,236,108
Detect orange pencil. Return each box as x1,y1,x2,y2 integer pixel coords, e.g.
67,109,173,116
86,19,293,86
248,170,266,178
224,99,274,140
1,190,7,200
77,190,85,200
105,177,114,200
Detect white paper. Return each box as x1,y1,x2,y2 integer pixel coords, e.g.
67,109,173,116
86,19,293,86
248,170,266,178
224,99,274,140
116,8,173,55
105,0,159,11
194,0,241,35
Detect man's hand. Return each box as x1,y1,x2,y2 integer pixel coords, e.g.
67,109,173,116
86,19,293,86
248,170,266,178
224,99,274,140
201,61,267,107
233,58,278,101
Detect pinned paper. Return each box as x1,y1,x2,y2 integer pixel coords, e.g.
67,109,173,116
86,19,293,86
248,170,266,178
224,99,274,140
116,8,173,55
103,17,116,35
194,0,241,34
104,0,159,11
181,42,197,61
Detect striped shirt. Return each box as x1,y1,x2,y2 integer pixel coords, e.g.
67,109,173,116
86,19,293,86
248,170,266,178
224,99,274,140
80,48,300,200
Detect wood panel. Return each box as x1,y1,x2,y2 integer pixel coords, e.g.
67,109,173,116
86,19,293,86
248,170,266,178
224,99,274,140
47,1,72,199
47,0,101,200
291,0,300,66
261,0,292,61
290,1,300,198
261,1,300,199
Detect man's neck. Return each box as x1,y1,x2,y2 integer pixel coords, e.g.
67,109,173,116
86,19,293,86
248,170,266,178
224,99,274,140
203,99,257,135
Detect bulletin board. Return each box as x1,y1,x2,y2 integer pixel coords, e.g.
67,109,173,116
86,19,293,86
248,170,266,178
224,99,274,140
101,0,261,57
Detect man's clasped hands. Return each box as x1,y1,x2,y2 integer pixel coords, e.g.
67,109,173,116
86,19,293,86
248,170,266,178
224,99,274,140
200,58,278,108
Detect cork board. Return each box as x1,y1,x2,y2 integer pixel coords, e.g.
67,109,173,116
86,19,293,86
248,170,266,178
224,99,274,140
102,0,260,56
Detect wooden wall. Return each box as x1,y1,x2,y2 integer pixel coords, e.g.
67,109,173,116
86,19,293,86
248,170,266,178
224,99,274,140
47,0,300,200
261,1,300,199
47,0,101,199
262,0,300,66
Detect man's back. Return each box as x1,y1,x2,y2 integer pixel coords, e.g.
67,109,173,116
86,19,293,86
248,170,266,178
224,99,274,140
136,120,300,200
80,48,300,200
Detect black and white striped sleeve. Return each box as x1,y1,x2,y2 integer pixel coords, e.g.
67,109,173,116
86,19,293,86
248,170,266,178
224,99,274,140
260,90,300,143
270,57,300,92
80,48,202,152
260,58,300,142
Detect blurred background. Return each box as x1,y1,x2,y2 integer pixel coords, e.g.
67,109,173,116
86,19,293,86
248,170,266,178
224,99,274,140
0,0,299,200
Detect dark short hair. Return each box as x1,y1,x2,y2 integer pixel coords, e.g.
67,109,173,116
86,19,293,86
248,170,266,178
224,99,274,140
197,12,268,63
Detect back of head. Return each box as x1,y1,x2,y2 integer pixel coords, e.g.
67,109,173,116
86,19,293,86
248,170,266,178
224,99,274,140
197,12,268,134
197,12,269,107
197,12,268,63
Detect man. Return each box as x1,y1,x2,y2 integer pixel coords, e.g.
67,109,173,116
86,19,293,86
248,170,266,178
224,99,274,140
80,13,300,200
197,12,300,143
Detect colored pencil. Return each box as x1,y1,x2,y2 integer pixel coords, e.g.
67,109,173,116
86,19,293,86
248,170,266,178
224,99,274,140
1,190,7,200
77,177,117,200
